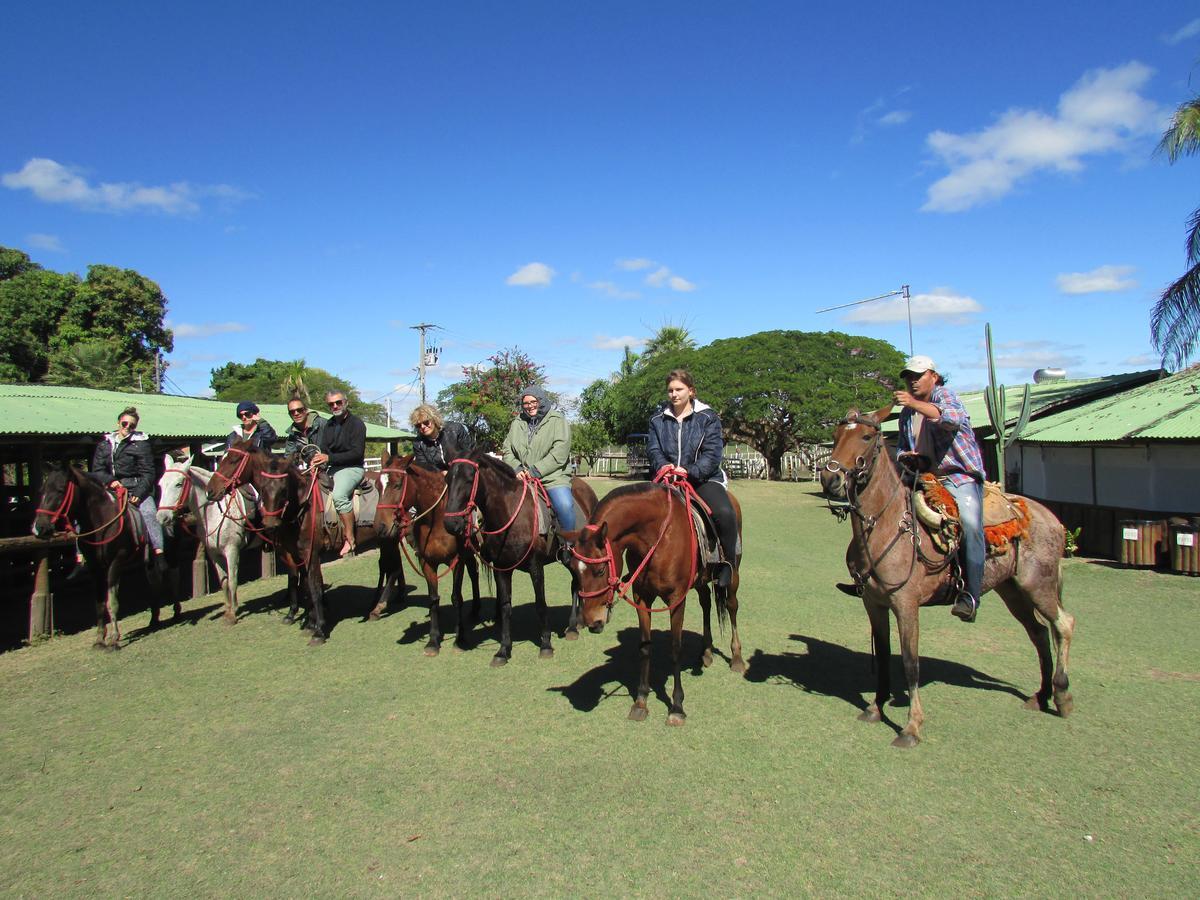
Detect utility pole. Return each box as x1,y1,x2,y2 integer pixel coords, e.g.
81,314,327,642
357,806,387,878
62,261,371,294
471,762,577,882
409,323,440,405
386,397,392,428
815,285,914,356
154,353,162,393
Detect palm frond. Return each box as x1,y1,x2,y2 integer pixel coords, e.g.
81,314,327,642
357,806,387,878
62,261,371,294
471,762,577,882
1156,97,1200,163
1187,206,1200,265
1151,261,1200,370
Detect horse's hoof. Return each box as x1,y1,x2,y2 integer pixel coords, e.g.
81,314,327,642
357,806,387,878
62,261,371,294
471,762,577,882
423,645,440,658
1023,695,1049,712
628,705,648,722
701,650,714,668
891,732,919,749
282,615,295,625
666,712,686,727
539,646,554,660
92,641,106,651
563,628,579,642
308,635,326,647
453,642,468,654
730,657,747,676
490,654,509,668
105,643,120,653
222,615,236,627
857,706,882,724
1055,694,1074,718
368,610,382,622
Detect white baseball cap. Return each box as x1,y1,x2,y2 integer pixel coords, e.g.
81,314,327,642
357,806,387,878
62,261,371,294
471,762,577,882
901,355,937,375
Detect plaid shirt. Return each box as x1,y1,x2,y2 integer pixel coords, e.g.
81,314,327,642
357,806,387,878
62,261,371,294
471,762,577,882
897,384,985,486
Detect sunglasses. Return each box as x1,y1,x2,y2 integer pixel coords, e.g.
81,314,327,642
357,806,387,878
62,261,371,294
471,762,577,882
522,400,540,408
328,399,345,408
288,407,307,416
238,411,256,419
118,420,136,428
416,420,434,428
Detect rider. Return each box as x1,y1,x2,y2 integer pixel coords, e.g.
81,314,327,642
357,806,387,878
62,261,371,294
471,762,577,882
90,405,167,573
283,394,326,469
409,403,474,472
894,355,986,623
225,401,278,451
310,389,366,557
647,369,738,588
501,384,575,534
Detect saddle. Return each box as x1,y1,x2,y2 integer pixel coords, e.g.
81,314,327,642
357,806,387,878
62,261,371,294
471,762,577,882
913,475,1031,557
665,484,740,569
317,476,380,540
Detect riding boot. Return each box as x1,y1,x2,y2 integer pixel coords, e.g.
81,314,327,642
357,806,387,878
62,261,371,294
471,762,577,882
339,512,356,557
153,550,170,577
712,561,734,588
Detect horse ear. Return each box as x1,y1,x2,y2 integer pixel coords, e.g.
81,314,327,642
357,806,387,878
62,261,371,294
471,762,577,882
400,453,414,466
597,521,608,543
873,400,896,425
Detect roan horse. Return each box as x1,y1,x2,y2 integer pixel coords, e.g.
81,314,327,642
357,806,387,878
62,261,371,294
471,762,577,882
373,452,482,655
442,449,597,666
209,441,386,645
570,476,746,724
820,404,1076,748
32,464,178,649
156,453,259,624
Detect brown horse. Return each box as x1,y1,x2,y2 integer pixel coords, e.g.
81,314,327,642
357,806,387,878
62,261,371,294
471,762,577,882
442,449,597,666
32,464,178,649
372,452,482,655
209,442,384,645
570,477,746,725
820,403,1076,748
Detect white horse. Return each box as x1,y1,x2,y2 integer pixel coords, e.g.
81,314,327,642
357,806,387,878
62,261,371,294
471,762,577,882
157,453,259,624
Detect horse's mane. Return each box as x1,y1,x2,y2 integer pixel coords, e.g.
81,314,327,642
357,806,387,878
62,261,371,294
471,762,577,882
593,481,661,517
470,449,518,480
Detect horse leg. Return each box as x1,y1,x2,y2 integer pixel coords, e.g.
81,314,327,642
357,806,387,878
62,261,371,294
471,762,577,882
491,571,513,667
104,569,122,650
369,540,397,620
92,575,108,649
530,559,553,659
696,583,714,668
859,599,891,724
225,544,239,623
725,572,746,675
284,570,300,624
307,564,327,646
450,562,470,651
563,557,581,642
463,553,482,626
424,561,443,657
1023,559,1075,717
994,581,1056,711
629,606,653,721
892,604,923,748
666,598,687,725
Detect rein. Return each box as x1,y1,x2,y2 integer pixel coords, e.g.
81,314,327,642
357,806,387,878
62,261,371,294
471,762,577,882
378,465,458,581
444,457,546,573
35,476,139,547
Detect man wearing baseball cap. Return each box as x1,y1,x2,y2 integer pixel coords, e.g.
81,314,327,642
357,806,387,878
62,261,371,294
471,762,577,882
894,355,986,623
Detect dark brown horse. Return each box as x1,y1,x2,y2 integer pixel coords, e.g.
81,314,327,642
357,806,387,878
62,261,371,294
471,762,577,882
209,442,385,645
570,477,745,724
820,403,1076,747
372,452,481,655
32,464,178,649
442,449,597,666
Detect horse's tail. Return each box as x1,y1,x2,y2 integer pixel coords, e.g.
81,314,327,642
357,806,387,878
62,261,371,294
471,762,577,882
715,581,730,632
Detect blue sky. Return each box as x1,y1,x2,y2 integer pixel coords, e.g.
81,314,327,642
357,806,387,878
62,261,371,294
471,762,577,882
3,2,1198,419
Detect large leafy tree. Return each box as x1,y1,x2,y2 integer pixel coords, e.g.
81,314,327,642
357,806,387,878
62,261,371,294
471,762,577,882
210,358,387,425
43,339,135,392
0,265,79,382
437,348,554,451
1152,92,1200,370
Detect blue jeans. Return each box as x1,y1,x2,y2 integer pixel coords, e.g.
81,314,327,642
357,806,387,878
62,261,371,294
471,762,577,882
138,495,164,551
548,485,575,531
945,478,984,605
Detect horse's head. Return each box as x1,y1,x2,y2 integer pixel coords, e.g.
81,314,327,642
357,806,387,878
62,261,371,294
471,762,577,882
375,453,415,540
442,450,484,538
209,440,261,502
570,521,618,633
156,453,193,535
257,455,297,529
820,402,893,501
32,463,76,538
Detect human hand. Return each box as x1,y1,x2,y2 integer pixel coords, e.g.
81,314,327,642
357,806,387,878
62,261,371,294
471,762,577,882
311,452,329,467
893,390,916,408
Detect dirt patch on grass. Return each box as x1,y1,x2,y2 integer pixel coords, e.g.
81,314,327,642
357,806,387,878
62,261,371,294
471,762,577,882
1148,667,1200,682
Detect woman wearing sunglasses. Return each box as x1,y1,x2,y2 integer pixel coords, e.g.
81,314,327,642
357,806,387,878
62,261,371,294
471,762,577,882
89,406,167,572
409,403,474,472
225,401,278,451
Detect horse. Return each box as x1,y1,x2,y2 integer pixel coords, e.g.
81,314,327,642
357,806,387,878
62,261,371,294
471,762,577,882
32,464,179,649
569,476,745,725
372,452,482,655
819,403,1076,748
156,453,259,624
442,449,597,666
209,441,385,645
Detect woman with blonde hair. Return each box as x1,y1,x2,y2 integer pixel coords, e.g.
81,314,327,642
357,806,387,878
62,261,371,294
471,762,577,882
410,404,474,471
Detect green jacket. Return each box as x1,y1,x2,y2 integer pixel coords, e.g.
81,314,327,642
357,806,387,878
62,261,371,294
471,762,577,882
502,408,572,488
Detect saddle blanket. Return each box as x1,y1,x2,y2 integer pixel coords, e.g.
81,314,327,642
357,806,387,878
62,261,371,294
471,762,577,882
917,475,1031,556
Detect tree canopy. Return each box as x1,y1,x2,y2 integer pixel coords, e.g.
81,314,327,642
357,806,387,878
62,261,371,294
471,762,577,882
209,358,388,425
436,348,557,451
578,330,905,479
0,246,173,389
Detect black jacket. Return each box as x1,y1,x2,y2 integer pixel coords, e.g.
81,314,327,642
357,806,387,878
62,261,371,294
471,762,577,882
284,412,327,459
319,411,366,470
225,420,278,451
647,400,726,487
412,421,474,471
91,431,156,500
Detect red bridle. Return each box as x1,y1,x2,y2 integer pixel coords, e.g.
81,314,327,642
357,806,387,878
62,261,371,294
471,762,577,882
444,457,549,572
35,476,137,546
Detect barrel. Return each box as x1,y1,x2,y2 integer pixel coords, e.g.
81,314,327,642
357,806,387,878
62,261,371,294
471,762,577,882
1118,519,1165,568
1169,523,1200,576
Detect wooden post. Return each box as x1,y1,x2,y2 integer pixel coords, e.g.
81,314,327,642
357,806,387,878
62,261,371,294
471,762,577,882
191,537,208,598
261,544,276,578
29,549,53,641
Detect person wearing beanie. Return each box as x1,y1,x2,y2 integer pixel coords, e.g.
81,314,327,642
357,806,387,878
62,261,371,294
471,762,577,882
501,384,575,533
225,400,278,451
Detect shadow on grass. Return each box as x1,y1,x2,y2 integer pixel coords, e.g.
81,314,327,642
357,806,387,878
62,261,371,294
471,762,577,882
745,633,1025,731
123,602,223,645
398,594,575,656
548,625,716,714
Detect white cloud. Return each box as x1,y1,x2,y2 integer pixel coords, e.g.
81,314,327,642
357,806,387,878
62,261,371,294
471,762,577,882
616,257,655,271
26,232,65,253
992,340,1086,372
1164,18,1200,45
171,321,250,339
845,288,982,325
1,158,248,215
646,266,670,287
643,265,696,291
1122,353,1160,366
879,110,912,126
922,62,1166,212
668,275,696,292
593,334,647,351
505,261,555,287
587,281,640,300
1056,264,1136,294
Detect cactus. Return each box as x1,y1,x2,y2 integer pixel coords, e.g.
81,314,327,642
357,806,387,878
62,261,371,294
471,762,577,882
983,323,1032,490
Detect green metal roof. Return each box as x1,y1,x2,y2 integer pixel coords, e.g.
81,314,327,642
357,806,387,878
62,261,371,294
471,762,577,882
1019,366,1200,443
881,370,1162,434
0,383,413,442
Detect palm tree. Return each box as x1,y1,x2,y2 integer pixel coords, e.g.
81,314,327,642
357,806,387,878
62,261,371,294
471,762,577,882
280,358,310,404
43,339,135,391
1152,94,1200,370
639,322,696,367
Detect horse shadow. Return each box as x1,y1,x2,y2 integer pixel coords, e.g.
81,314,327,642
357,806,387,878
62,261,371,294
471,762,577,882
745,634,1025,733
123,602,223,645
548,626,716,713
394,597,559,653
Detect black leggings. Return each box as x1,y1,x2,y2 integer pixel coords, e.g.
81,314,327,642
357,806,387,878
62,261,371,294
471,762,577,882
696,481,738,566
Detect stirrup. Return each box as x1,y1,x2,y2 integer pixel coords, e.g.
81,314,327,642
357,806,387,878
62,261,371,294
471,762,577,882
712,561,734,588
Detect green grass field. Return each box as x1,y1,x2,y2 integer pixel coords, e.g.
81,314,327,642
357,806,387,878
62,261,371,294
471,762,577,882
2,479,1197,897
